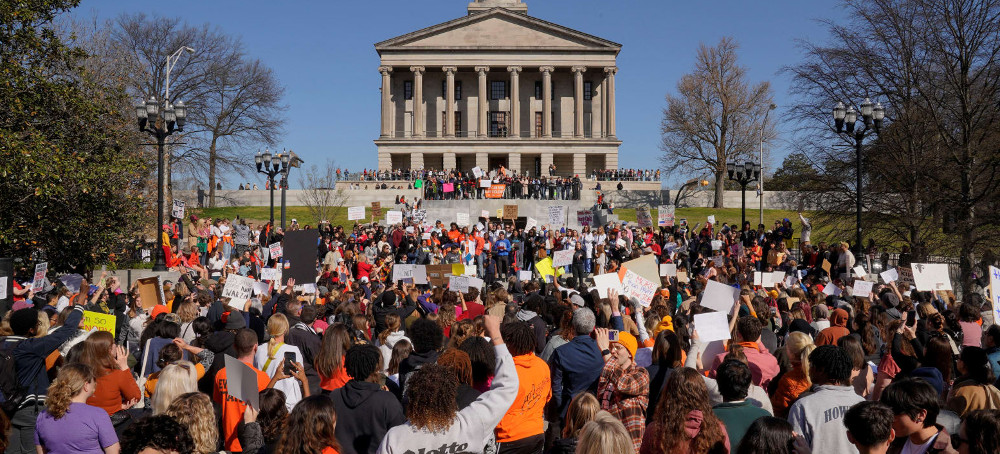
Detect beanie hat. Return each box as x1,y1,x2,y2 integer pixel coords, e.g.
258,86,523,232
150,305,169,320
652,315,674,336
613,331,638,359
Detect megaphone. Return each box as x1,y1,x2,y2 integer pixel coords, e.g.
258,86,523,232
288,150,303,168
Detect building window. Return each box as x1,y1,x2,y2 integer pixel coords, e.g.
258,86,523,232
489,111,508,137
441,80,463,100
535,81,542,99
535,112,543,137
440,112,463,135
404,81,413,100
490,81,507,100
584,81,592,101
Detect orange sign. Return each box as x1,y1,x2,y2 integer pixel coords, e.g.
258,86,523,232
485,184,506,199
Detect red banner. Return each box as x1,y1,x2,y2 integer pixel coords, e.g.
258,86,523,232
485,184,506,199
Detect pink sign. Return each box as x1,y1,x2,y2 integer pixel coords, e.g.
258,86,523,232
443,183,454,193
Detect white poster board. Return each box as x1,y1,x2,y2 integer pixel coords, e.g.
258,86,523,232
221,274,254,306
347,206,365,221
694,312,731,343
518,270,533,281
223,355,260,409
621,269,658,307
552,250,574,268
852,280,874,298
880,268,899,283
701,280,739,313
268,243,283,259
548,206,566,226
525,217,538,231
472,166,484,178
31,262,48,292
659,263,677,277
911,263,953,291
456,213,470,227
171,199,185,219
593,273,624,298
989,266,1000,324
386,211,403,225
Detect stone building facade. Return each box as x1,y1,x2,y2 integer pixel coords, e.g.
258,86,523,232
374,0,621,177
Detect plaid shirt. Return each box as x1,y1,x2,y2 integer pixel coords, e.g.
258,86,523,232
598,361,650,452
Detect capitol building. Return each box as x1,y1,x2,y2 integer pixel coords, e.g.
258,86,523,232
374,0,621,177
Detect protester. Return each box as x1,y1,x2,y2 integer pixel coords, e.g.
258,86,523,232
331,344,405,454
787,345,865,454
34,363,120,454
213,328,271,452
713,359,770,447
276,395,343,454
844,401,896,454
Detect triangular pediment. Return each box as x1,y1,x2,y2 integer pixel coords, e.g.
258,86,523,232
376,8,620,52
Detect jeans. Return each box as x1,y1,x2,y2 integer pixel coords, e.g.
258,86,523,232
7,402,42,454
497,255,509,278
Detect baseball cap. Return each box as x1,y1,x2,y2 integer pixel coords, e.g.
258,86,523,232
569,294,585,307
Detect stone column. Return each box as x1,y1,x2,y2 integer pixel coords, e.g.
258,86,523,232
572,66,586,138
540,153,554,176
508,152,522,174
475,152,488,171
379,66,393,138
573,153,586,176
443,66,457,137
378,149,391,170
507,66,521,138
410,66,424,137
411,152,425,170
604,66,617,139
600,77,608,138
541,66,554,138
443,151,456,170
476,66,489,138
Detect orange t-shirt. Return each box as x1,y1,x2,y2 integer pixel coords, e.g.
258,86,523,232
319,358,350,391
321,447,340,454
145,362,206,398
214,362,270,452
495,353,552,442
86,368,141,415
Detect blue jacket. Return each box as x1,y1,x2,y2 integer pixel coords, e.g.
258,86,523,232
494,239,511,256
9,306,84,396
549,335,604,419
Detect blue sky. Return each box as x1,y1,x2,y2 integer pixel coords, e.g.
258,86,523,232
72,0,845,187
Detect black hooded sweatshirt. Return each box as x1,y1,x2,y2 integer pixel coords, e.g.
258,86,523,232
330,380,405,454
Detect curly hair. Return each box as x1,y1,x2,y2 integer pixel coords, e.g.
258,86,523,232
164,392,218,454
45,363,95,420
121,414,195,454
405,364,458,433
650,367,727,453
447,319,476,349
409,318,444,354
436,348,473,385
275,395,340,454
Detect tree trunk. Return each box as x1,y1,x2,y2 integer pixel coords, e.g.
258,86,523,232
959,143,974,297
208,137,218,207
713,170,725,208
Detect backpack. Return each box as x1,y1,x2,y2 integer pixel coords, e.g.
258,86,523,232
0,337,28,416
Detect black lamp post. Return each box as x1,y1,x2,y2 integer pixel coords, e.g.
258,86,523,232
833,98,884,257
255,149,289,226
136,96,188,271
727,161,761,227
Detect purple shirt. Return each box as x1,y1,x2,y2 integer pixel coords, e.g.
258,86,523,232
35,402,118,453
960,321,983,348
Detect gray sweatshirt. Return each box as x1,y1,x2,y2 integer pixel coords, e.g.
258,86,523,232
376,343,518,454
787,384,865,454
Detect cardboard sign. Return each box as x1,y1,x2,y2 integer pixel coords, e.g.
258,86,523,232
880,268,899,283
31,262,47,292
268,242,283,259
989,266,1000,323
676,270,689,283
548,206,566,226
456,213,470,227
371,202,382,218
912,263,952,291
577,210,593,226
852,280,874,298
694,312,731,343
223,355,260,409
480,179,492,188
593,273,624,298
426,264,452,286
552,249,574,268
621,269,658,307
636,207,653,228
485,184,506,198
898,266,915,288
347,206,366,221
525,217,538,231
386,211,403,225
657,205,675,227
701,280,739,313
171,199,185,219
659,263,677,277
221,274,254,304
82,311,117,338
472,166,484,178
503,205,518,220
821,259,832,275
136,276,164,310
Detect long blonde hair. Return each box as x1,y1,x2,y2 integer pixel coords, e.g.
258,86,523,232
165,392,219,454
150,361,198,415
786,331,816,385
267,313,290,352
575,412,633,454
45,363,94,420
562,392,601,438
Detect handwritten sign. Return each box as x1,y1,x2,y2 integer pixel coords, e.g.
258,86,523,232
897,266,915,288
260,268,280,281
456,213,469,227
880,268,899,283
552,249,573,268
171,199,185,219
472,166,483,178
82,311,117,338
449,275,470,293
268,242,283,259
371,202,382,218
621,269,658,307
525,217,538,231
548,206,566,226
221,274,254,305
443,183,454,193
852,280,874,298
853,266,867,280
386,211,403,225
503,205,518,220
593,273,624,298
821,259,832,275
659,263,677,277
636,207,653,228
480,179,492,188
31,262,48,292
347,206,366,221
577,210,593,226
657,205,675,227
707,215,716,225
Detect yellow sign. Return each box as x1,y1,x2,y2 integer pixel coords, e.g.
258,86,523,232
82,311,116,338
534,257,565,280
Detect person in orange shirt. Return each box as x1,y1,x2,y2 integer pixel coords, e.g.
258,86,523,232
770,331,815,418
495,322,551,451
79,331,142,415
213,328,272,452
316,324,352,392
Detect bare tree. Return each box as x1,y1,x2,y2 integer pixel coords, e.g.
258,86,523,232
659,37,776,208
299,160,348,225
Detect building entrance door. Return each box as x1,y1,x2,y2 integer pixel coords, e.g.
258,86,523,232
488,156,508,173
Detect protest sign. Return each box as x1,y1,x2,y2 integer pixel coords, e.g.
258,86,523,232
694,312,731,343
880,268,899,283
300,283,317,294
552,250,573,268
443,183,454,193
593,273,624,298
260,246,270,264
753,272,763,286
386,211,403,225
371,202,382,218
711,240,723,251
268,243,283,259
821,259,832,275
0,277,7,300
31,262,47,292
707,215,716,225
525,217,538,231
823,284,843,296
897,266,915,288
577,210,593,226
480,210,490,218
621,269,657,307
503,205,518,220
785,275,799,288
411,265,428,285
472,166,483,178
82,311,117,338
853,266,867,280
59,274,84,294
347,206,365,221
657,205,675,227
518,270,533,281
282,230,319,285
413,210,427,223
989,266,1000,323
426,264,452,287
223,355,260,409
548,206,566,226
171,199,185,219
659,263,677,277
136,276,163,310
252,282,270,296
636,207,653,228
480,179,492,188
702,280,740,313
393,264,417,282
222,275,254,305
497,208,503,218
712,256,724,267
911,263,952,291
852,280,874,298
676,271,689,283
449,275,470,293
534,257,562,280
485,184,506,198
456,213,469,227
622,254,660,285
260,268,279,281
468,277,485,290
414,179,422,189
761,272,779,288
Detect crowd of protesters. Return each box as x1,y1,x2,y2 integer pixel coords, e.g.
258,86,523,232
335,167,660,183
4,204,1000,454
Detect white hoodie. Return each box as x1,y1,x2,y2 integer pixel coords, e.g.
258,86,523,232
377,330,410,372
